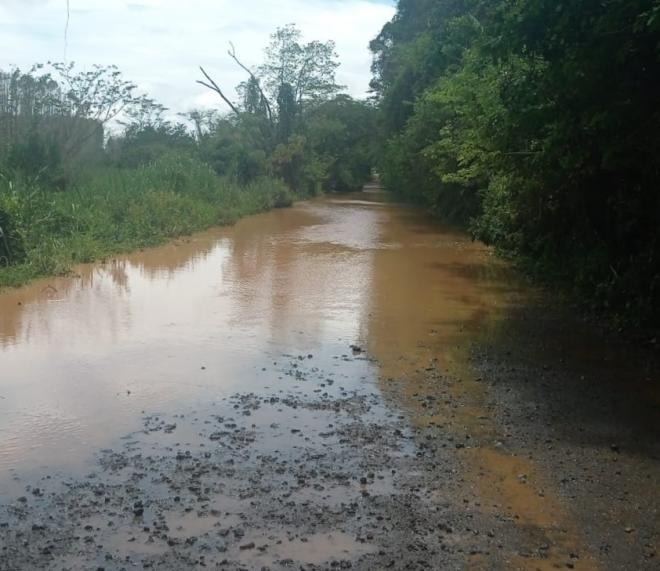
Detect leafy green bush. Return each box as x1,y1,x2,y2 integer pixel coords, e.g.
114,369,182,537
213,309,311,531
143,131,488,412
371,0,660,328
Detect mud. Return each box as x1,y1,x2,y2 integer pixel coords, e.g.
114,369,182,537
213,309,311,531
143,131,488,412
0,356,473,570
1,190,658,570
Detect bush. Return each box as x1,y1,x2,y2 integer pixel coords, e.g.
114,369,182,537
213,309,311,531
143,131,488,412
0,152,294,287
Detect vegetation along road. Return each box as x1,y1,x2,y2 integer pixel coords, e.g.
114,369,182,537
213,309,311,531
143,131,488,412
1,1,659,569
1,190,658,570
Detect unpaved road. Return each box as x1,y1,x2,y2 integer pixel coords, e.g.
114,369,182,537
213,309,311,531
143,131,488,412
0,191,658,570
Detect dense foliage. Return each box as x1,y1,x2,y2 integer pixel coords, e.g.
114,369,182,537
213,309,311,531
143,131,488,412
371,0,660,327
0,155,291,286
196,24,377,194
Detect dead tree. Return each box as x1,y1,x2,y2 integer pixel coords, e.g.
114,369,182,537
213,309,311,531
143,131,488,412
196,66,240,116
197,44,274,127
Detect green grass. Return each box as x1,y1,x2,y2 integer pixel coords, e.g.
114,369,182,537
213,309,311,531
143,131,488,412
0,152,294,288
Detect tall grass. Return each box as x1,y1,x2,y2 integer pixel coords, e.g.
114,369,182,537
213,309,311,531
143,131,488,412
0,152,293,287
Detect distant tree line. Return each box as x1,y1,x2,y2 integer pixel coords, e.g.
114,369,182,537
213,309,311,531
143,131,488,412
194,23,377,193
0,63,165,187
371,0,660,327
0,25,378,283
0,25,376,197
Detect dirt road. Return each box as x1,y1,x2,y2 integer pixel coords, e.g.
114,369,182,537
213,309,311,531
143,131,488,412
1,191,658,570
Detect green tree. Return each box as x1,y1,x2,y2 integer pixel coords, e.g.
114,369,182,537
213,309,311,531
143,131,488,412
304,96,377,192
372,0,660,326
198,24,343,142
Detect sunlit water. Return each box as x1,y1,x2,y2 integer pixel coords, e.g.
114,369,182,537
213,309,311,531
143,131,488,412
0,190,516,493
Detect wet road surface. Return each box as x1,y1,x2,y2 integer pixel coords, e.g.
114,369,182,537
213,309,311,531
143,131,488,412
0,189,658,570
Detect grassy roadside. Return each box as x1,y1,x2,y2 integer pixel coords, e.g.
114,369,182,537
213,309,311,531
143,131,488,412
0,152,294,289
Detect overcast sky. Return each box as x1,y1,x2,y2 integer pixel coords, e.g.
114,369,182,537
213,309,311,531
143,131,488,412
0,0,395,115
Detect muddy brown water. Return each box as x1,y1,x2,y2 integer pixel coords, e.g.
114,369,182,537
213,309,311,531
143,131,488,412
0,189,657,570
0,190,517,490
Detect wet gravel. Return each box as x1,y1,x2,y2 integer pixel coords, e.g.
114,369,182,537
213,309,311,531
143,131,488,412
469,305,660,570
1,324,658,571
0,354,484,571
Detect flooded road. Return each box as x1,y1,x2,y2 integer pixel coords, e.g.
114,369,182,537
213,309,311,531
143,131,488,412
0,190,512,486
1,190,658,570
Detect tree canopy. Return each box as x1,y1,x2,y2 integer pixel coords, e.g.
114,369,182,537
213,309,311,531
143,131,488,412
195,24,374,193
371,0,660,327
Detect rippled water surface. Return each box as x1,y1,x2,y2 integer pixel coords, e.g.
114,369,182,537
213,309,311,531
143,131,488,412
0,190,517,492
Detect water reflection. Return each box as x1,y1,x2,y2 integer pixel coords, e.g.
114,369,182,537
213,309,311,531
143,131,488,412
0,231,222,350
0,191,516,490
363,202,520,382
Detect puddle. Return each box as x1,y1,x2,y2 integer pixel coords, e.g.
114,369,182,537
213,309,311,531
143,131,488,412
234,530,377,566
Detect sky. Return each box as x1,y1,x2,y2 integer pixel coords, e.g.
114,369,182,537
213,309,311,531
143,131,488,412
0,0,395,116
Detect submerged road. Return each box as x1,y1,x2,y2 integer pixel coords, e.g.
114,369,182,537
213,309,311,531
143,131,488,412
0,189,658,570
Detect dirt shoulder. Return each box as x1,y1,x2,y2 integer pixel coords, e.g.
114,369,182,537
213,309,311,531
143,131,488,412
467,304,660,570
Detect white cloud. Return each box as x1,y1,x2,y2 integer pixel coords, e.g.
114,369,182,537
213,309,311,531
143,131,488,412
0,0,395,115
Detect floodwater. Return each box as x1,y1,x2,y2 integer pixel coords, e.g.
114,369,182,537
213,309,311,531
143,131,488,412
1,189,658,570
0,189,517,492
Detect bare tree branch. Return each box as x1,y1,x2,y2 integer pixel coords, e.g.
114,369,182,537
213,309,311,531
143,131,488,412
294,56,313,105
228,43,273,125
196,66,240,116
